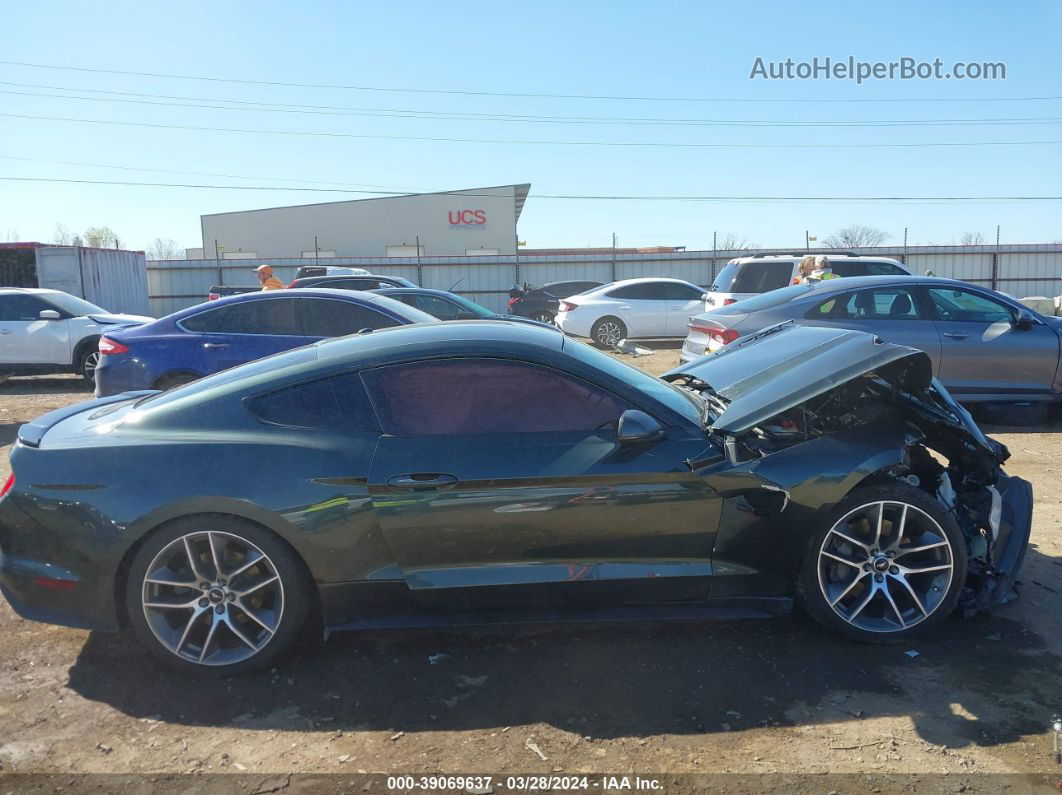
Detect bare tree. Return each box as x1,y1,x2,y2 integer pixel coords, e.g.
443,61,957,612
2,228,19,242
716,233,759,250
54,223,76,245
822,224,891,248
147,238,185,260
83,226,120,248
959,231,985,245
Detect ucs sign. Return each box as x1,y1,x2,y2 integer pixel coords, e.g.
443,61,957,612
448,210,487,226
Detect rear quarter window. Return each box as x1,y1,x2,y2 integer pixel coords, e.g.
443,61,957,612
250,372,380,432
830,260,908,277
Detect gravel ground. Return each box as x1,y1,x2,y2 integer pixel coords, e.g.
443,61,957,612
1,355,1061,790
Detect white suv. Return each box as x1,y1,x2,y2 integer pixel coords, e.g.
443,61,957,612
554,277,707,347
706,254,911,309
0,288,153,382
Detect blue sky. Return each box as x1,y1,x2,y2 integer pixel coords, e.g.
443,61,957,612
2,0,1060,253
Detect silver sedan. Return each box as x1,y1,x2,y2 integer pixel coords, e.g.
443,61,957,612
680,275,1062,405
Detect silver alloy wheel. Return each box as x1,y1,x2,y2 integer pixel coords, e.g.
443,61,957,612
142,531,284,666
817,500,954,633
82,351,100,377
532,311,554,324
595,320,623,346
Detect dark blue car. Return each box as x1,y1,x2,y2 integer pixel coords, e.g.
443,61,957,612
94,289,436,397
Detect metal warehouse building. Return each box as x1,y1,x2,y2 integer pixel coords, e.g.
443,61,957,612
188,183,529,260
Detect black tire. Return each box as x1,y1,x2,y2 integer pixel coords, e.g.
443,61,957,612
530,310,555,324
153,371,199,391
124,515,312,676
591,316,627,348
799,482,967,644
74,340,100,384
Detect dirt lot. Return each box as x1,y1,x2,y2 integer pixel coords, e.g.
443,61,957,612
1,353,1061,790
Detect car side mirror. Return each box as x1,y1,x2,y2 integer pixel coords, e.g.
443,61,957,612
1014,308,1036,330
38,309,61,320
701,293,710,302
616,409,665,445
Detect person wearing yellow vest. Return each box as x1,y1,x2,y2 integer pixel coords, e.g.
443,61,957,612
254,264,285,291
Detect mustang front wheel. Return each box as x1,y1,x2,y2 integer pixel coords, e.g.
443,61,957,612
126,517,310,675
800,483,967,643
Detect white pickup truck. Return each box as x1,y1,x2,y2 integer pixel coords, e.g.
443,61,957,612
0,288,153,382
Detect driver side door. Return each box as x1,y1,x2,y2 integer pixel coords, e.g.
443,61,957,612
363,357,722,610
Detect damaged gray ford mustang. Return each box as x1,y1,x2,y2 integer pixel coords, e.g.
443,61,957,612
0,321,1032,675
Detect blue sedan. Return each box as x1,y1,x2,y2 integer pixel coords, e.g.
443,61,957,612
94,289,436,396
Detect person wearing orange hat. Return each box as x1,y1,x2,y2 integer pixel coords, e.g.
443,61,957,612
254,264,285,291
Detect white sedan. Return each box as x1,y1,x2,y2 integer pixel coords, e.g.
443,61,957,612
554,277,707,347
0,288,153,382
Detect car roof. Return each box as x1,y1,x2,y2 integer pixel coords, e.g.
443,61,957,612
0,287,59,295
170,287,424,320
372,287,451,297
292,274,402,283
788,274,974,296
729,255,905,265
594,277,699,289
314,319,564,363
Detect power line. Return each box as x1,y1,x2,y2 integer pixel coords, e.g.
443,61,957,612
3,175,1060,202
2,82,1061,127
0,59,1058,104
4,112,1061,149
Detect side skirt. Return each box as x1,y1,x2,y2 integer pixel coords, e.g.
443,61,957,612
323,596,793,633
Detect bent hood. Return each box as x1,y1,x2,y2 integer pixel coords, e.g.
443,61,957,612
662,324,934,433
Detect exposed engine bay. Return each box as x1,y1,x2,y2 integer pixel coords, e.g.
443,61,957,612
663,332,1032,616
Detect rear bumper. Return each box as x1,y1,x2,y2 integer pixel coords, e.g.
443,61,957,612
554,312,593,338
0,498,121,633
94,355,157,397
680,332,710,363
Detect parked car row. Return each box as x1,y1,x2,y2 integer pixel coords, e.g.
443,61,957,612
0,319,1033,676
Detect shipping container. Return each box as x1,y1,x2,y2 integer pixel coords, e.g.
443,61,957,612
0,243,150,315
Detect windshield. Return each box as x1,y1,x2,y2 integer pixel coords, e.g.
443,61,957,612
42,293,107,317
448,293,496,317
562,336,704,426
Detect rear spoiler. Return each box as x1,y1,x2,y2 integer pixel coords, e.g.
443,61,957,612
16,391,157,448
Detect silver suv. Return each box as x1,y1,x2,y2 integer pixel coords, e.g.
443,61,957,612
705,253,911,310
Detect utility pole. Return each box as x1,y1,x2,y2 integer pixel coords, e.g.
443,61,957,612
903,227,908,265
611,232,617,282
214,238,223,286
514,231,520,288
805,230,810,253
712,230,717,283
314,234,319,267
415,235,423,286
992,225,1001,291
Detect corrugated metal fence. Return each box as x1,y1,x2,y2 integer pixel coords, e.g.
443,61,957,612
148,243,1062,317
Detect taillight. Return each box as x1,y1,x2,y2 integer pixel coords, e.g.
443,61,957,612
208,292,220,301
722,298,737,306
0,473,13,501
507,297,518,309
689,323,739,346
98,337,129,355
559,301,578,312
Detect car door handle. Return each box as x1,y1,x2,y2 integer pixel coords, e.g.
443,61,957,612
942,332,969,340
202,342,230,349
617,305,631,311
386,473,459,489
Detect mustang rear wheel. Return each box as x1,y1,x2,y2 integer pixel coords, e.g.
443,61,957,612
126,517,310,675
800,483,967,643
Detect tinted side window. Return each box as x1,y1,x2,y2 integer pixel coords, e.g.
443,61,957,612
298,298,400,337
731,261,795,293
660,283,704,300
410,294,462,319
250,372,380,432
607,283,666,300
362,359,633,436
831,288,922,320
928,287,1015,323
182,299,302,335
544,281,599,297
327,278,382,291
0,294,49,321
830,260,908,277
